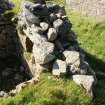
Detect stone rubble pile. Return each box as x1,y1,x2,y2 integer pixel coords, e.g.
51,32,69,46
18,0,96,97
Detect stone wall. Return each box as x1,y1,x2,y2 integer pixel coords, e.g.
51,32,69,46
66,0,105,19
18,0,96,98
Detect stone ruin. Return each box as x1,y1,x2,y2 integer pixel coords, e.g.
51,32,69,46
66,0,105,19
18,0,96,97
0,0,96,98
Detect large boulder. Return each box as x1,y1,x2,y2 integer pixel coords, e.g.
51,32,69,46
18,7,40,27
33,43,55,64
72,75,96,98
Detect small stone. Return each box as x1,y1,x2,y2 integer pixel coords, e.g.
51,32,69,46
49,13,57,23
47,28,57,41
0,91,8,97
47,4,59,13
40,22,49,31
52,59,67,76
53,19,70,39
80,61,89,75
69,64,80,74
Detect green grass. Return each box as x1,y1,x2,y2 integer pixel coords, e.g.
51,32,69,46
1,0,105,105
0,73,92,105
67,10,105,72
11,0,21,14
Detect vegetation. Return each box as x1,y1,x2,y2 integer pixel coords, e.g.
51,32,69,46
1,0,105,105
0,73,92,105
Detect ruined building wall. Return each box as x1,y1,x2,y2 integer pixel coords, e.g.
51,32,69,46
66,0,105,19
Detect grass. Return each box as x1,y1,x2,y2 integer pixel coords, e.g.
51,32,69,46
67,10,105,72
0,73,92,105
1,0,105,105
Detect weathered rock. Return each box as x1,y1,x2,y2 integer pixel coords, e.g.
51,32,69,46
47,4,60,13
49,13,57,23
63,50,80,67
80,61,89,75
40,22,49,31
72,75,96,97
33,39,55,64
69,64,80,74
53,19,70,38
52,59,67,76
57,5,66,16
47,28,57,41
29,3,49,18
19,7,40,26
23,26,44,42
0,91,8,97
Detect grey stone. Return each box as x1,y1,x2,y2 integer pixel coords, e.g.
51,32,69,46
33,41,55,64
47,28,57,41
0,91,8,97
40,22,49,31
53,19,70,39
19,8,40,26
80,61,89,75
29,4,49,18
72,75,96,97
63,50,80,67
47,3,60,13
23,25,44,42
69,64,80,74
52,59,67,76
49,13,57,23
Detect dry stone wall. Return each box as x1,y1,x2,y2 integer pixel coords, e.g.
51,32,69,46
66,0,105,19
18,0,96,98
